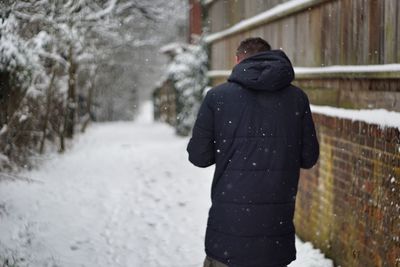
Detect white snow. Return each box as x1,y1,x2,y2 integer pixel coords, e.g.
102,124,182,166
0,125,7,135
207,70,231,78
159,42,185,54
0,15,32,74
311,105,400,129
135,101,154,124
295,64,400,74
18,114,28,123
86,0,117,21
205,0,329,43
290,239,333,267
0,102,333,267
208,64,400,79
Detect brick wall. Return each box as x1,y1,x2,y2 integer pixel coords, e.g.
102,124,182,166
295,113,400,267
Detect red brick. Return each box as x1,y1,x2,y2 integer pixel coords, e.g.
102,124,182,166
297,114,400,267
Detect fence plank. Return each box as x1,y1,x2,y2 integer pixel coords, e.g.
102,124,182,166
384,0,397,63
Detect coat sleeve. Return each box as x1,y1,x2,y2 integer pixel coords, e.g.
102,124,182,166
186,91,215,168
300,94,320,169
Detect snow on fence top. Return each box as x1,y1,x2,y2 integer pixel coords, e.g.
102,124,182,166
207,64,400,78
311,105,400,130
159,42,185,54
296,64,400,73
295,64,400,78
204,0,331,43
207,70,231,77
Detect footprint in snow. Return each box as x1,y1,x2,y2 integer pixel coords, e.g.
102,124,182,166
146,222,157,228
120,144,132,149
70,245,79,251
0,203,9,216
70,239,90,251
178,201,186,207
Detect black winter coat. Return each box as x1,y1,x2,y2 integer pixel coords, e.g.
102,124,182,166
187,50,319,267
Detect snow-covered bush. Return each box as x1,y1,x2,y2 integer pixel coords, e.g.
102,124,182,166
0,13,41,169
167,41,209,136
0,15,34,91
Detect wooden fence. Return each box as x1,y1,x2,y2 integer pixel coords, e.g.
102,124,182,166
206,0,400,69
206,0,400,111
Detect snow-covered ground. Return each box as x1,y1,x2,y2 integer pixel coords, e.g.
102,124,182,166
0,103,333,267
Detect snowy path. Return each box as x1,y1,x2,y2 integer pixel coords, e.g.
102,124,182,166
0,105,333,267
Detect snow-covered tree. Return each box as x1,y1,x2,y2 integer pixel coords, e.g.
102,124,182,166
0,0,187,169
167,40,209,136
0,12,44,168
0,13,37,127
9,0,165,137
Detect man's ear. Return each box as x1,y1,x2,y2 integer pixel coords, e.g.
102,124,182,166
235,55,240,64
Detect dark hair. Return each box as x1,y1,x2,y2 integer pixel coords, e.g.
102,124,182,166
236,37,271,59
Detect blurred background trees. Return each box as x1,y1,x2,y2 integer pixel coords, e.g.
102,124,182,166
0,0,187,170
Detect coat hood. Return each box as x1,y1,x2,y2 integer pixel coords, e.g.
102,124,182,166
228,49,295,91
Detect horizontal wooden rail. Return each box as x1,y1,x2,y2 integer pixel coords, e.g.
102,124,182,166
207,64,400,79
207,70,231,77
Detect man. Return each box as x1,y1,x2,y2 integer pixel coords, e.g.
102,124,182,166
187,37,319,267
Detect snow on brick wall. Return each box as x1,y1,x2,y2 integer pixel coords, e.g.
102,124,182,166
294,113,400,267
311,105,400,130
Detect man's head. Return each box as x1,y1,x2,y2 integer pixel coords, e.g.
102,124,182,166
235,37,271,63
